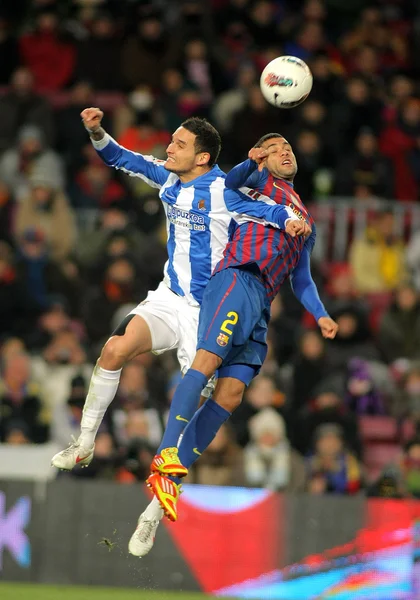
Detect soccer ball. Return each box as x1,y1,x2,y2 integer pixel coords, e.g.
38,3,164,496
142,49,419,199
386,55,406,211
260,56,313,109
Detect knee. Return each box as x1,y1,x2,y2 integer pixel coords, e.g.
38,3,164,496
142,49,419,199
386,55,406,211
99,337,127,370
191,349,222,379
214,378,245,413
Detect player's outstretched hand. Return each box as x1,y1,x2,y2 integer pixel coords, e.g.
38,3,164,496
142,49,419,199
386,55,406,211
285,219,312,238
81,107,104,133
317,316,339,339
248,146,277,172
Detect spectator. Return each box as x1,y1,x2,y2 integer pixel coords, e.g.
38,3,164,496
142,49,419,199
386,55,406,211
117,109,170,157
4,421,31,445
293,130,324,201
0,181,14,245
51,374,87,447
212,63,257,134
158,68,192,132
189,424,245,487
117,436,156,484
25,299,84,353
19,10,76,92
366,466,404,498
74,206,148,271
390,437,420,499
82,257,142,346
380,98,420,201
328,305,380,368
178,38,225,107
0,124,64,202
14,171,77,262
266,294,299,365
295,385,362,458
111,361,163,448
306,424,362,495
391,363,420,423
0,352,49,443
230,374,285,447
289,329,331,416
344,358,385,415
120,12,176,90
0,16,19,85
349,210,407,294
323,262,368,316
329,77,382,157
32,329,93,411
0,241,37,337
75,12,122,90
228,85,280,162
68,145,126,210
407,231,420,292
379,284,420,363
334,129,394,198
0,67,55,153
244,408,305,491
55,81,103,178
308,52,342,107
247,0,279,49
285,21,327,60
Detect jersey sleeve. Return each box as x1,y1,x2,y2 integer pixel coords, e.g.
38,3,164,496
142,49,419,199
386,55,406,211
91,132,170,189
224,188,298,230
304,223,317,255
289,244,329,321
225,159,265,190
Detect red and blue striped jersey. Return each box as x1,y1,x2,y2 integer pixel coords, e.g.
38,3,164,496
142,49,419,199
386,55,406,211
216,159,317,302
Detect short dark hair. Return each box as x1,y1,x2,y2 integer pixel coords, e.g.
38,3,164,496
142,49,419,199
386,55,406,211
254,132,284,148
181,117,221,166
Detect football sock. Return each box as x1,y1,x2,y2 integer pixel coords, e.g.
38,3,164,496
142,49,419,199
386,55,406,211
158,369,208,453
143,496,164,520
175,399,231,479
79,365,122,448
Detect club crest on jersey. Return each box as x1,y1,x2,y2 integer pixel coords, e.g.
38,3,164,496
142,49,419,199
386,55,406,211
197,199,206,211
216,333,229,347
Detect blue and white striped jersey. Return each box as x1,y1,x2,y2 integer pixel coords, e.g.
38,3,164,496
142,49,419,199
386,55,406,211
92,133,295,306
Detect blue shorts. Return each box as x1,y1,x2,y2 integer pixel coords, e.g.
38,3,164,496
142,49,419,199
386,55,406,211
197,267,270,386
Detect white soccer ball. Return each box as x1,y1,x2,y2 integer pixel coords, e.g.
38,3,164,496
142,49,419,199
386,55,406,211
260,56,313,109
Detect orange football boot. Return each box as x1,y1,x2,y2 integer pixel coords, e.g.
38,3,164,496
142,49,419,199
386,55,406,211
151,447,188,478
146,472,181,522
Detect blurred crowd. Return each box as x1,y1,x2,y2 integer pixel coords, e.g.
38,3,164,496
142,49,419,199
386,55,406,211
2,0,420,499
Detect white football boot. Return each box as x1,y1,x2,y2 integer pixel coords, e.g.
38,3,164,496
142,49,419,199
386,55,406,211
51,436,95,470
128,500,164,557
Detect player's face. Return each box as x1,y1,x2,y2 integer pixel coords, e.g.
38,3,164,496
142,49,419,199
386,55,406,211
164,127,201,175
261,137,298,180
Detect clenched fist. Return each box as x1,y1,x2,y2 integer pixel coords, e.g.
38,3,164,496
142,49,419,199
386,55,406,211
317,316,339,339
285,219,312,238
81,107,104,133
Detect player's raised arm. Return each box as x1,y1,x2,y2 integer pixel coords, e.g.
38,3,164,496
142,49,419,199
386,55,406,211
224,157,262,189
81,107,170,189
289,245,338,339
225,145,278,189
224,188,311,235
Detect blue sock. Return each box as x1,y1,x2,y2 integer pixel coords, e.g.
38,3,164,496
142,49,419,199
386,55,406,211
176,399,231,477
158,369,208,453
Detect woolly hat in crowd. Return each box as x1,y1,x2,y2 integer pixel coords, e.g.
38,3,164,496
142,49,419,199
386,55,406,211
249,407,286,442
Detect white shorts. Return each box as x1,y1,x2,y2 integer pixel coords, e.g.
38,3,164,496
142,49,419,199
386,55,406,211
129,281,214,397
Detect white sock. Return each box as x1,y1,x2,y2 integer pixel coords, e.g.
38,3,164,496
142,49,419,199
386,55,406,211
143,497,164,520
78,365,122,448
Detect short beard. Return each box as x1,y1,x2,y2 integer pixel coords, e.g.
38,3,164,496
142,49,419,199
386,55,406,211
272,167,297,181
